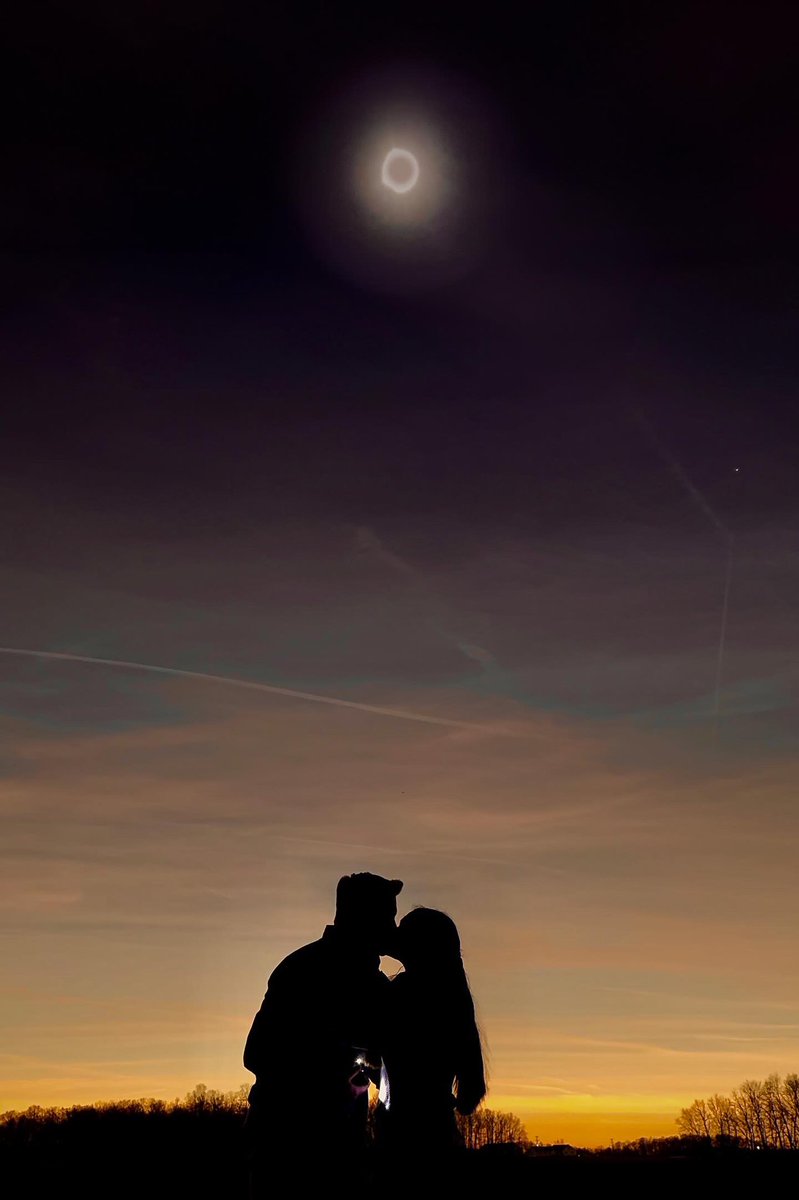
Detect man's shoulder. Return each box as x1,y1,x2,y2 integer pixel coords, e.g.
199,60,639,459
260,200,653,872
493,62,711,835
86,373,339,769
268,933,329,984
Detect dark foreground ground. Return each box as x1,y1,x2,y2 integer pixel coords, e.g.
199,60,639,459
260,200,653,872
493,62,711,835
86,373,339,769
5,1156,798,1200
5,1150,799,1198
2,1112,797,1198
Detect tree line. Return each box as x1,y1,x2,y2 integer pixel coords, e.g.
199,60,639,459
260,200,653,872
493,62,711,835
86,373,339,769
1,1083,526,1149
677,1073,799,1149
0,1082,251,1128
1,1082,529,1199
0,1085,253,1200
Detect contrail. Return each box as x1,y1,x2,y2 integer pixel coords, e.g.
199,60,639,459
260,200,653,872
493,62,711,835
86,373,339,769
354,525,496,669
627,407,733,542
628,406,735,731
0,646,499,733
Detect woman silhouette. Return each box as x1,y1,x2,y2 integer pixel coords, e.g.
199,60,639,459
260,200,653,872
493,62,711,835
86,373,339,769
377,907,486,1175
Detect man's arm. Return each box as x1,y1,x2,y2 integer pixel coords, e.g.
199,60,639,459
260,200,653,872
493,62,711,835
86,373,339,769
244,963,297,1078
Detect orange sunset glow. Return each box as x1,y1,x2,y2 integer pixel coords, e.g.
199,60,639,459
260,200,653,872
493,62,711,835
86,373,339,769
5,643,798,1146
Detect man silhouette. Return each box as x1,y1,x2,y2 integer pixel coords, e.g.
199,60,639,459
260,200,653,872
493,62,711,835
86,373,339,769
244,872,403,1193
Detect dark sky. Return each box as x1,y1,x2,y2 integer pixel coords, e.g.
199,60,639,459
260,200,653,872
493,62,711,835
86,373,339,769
4,1,797,532
3,1,799,1136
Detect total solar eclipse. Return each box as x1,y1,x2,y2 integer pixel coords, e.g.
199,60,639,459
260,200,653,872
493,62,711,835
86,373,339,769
381,148,420,193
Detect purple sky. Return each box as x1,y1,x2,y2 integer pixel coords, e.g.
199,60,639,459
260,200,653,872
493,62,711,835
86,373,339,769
2,1,798,1144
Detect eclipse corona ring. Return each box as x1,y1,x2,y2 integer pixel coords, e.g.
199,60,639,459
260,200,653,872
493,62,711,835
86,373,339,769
381,147,420,194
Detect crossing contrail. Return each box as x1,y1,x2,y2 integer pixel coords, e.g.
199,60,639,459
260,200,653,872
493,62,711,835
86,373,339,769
628,406,735,732
628,407,733,543
0,646,501,733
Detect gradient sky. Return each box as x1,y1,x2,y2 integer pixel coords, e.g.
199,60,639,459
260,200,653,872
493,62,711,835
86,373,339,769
2,2,798,1146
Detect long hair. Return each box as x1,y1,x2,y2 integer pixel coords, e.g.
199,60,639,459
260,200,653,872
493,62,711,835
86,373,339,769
397,907,487,1114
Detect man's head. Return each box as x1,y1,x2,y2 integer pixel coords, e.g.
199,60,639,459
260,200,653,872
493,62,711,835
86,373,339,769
334,872,403,955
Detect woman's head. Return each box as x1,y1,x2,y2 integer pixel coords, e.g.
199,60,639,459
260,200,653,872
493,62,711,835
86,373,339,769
395,907,462,972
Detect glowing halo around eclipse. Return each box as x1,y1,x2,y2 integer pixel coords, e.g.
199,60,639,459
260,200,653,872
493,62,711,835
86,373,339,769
294,64,503,292
381,147,420,194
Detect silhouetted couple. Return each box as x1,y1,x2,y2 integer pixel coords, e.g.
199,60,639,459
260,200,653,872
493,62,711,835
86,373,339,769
243,872,486,1193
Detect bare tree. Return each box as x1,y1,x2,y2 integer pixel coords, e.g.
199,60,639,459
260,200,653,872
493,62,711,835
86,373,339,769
740,1079,770,1148
678,1076,799,1148
677,1099,711,1139
456,1106,526,1149
706,1093,737,1140
782,1073,799,1150
761,1074,789,1149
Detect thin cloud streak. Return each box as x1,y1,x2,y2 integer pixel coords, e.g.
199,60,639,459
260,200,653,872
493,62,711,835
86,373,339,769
0,646,508,733
353,526,496,669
